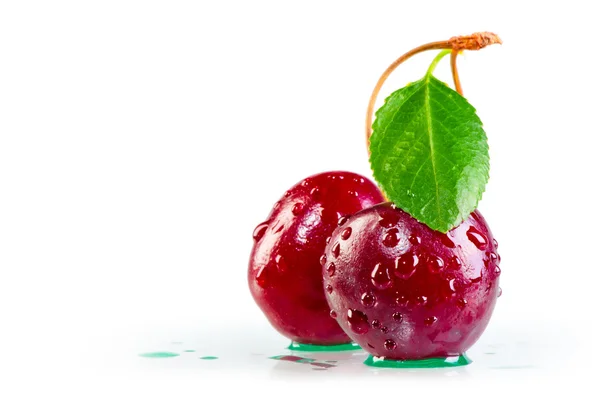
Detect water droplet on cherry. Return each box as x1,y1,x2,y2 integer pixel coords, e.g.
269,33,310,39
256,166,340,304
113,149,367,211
332,243,341,258
457,298,467,308
330,310,337,318
384,339,397,350
341,227,352,240
394,252,419,279
310,187,321,199
337,216,348,226
424,316,438,326
252,222,269,241
392,312,403,322
382,228,400,247
361,292,376,308
292,203,303,215
494,265,501,275
449,255,462,270
371,263,392,289
427,255,445,273
415,295,427,306
319,255,327,266
347,309,369,334
325,284,333,294
493,238,499,249
467,226,488,250
498,287,503,297
256,267,268,288
275,254,287,272
408,234,421,245
371,319,381,329
380,326,389,333
326,263,336,277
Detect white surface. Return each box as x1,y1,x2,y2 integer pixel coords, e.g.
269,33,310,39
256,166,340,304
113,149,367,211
1,1,599,397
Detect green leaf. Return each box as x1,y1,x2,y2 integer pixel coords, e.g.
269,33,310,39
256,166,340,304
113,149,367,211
369,73,489,233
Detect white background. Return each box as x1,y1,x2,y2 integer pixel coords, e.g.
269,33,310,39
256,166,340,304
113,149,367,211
1,1,599,397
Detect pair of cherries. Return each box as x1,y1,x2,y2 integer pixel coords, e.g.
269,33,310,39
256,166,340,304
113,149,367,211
248,171,500,360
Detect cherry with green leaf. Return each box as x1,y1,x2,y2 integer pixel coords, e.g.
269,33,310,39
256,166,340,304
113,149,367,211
323,32,503,364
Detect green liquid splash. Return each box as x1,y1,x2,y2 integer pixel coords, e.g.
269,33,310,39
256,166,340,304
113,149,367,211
287,341,361,352
139,352,180,358
199,356,218,360
364,354,471,368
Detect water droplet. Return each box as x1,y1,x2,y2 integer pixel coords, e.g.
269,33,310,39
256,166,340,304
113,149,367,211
319,255,327,266
394,252,419,279
302,179,310,187
496,253,502,264
325,284,333,294
380,326,388,333
353,177,365,184
326,263,336,277
498,287,503,297
275,254,287,272
490,252,498,261
371,263,392,289
406,189,415,198
382,228,400,247
448,255,462,270
361,292,376,308
493,239,499,249
284,190,291,197
424,316,438,326
330,310,337,318
415,296,427,306
292,203,303,215
337,216,348,226
256,266,268,288
347,190,358,197
347,309,369,334
378,213,399,228
384,339,397,350
392,312,403,322
310,187,321,199
252,222,269,241
467,226,488,250
494,265,501,275
457,298,467,308
396,295,408,307
408,234,421,245
438,232,456,248
449,278,456,292
371,319,381,329
341,227,352,240
427,255,445,273
332,243,341,258
325,237,331,244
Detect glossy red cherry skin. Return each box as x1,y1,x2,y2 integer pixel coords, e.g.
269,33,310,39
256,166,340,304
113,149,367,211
323,202,500,359
248,171,385,345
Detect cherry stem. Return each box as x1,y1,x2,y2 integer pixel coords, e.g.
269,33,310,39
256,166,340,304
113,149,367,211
365,32,501,155
450,50,463,96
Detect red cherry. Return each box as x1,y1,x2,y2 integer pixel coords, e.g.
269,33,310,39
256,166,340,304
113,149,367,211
248,171,385,345
323,202,500,358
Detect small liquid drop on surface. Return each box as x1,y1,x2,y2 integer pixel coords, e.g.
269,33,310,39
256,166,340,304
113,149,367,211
310,187,321,199
415,296,427,306
449,256,462,270
371,319,381,329
494,265,502,275
347,309,370,334
408,234,421,245
424,316,438,326
394,253,419,279
347,190,358,197
493,239,499,249
252,222,269,241
392,312,403,322
382,228,400,247
371,263,392,289
139,352,180,358
364,354,471,369
326,263,336,277
380,326,389,333
384,339,397,351
427,256,445,273
457,298,467,308
319,255,327,266
325,236,331,244
255,266,269,288
341,227,352,240
467,227,488,250
361,292,376,308
498,287,503,297
330,310,337,318
378,213,399,228
332,243,341,258
338,216,348,226
199,356,218,360
292,203,303,215
275,254,287,272
325,284,333,294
